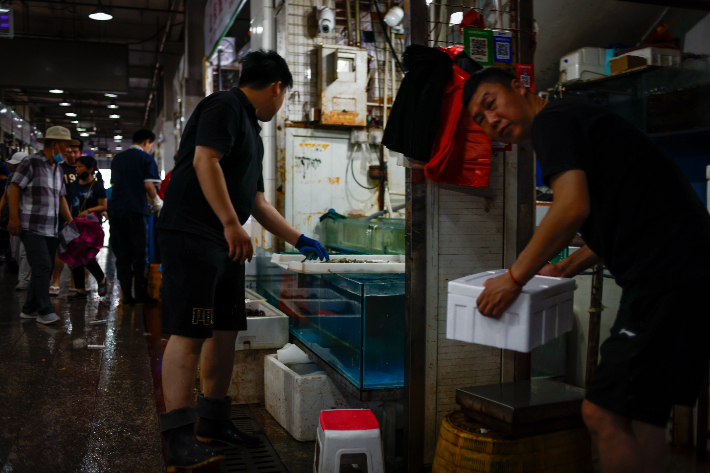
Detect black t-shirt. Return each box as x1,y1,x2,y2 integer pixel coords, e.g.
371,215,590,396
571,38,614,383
108,147,161,216
533,97,710,290
71,179,107,218
61,162,78,200
158,88,265,246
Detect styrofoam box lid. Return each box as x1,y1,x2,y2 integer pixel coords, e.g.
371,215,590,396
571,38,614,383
448,269,577,299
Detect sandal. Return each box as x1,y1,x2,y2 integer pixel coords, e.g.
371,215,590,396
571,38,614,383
98,281,107,297
49,286,60,297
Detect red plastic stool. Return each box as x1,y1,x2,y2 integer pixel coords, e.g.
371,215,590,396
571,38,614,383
314,409,384,473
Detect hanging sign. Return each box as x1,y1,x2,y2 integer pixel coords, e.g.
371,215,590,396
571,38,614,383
204,0,247,57
516,63,535,92
463,28,494,67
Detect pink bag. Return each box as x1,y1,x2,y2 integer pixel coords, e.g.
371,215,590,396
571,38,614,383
58,217,105,269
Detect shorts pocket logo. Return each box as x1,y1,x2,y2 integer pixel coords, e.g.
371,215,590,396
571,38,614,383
192,308,214,325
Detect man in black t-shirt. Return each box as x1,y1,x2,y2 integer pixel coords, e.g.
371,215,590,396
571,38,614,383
463,67,710,473
156,51,328,471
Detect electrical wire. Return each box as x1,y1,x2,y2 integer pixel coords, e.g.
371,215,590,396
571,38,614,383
348,150,381,190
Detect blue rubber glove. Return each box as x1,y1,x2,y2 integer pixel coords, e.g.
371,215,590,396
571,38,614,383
295,234,330,261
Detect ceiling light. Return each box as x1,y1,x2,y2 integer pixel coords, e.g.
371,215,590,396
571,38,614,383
80,132,90,137
105,93,118,98
109,114,120,119
114,139,121,142
450,12,463,25
77,127,86,131
114,135,122,140
50,89,63,94
60,102,71,107
65,112,77,117
107,103,118,109
89,5,112,21
71,120,79,124
116,147,123,150
0,108,6,113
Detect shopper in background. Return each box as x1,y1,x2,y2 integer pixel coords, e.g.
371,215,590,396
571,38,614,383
107,128,162,305
463,67,710,473
50,135,81,296
156,50,328,472
7,126,75,324
0,152,32,290
68,156,107,299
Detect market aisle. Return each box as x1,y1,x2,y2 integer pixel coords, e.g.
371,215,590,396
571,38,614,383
0,248,164,472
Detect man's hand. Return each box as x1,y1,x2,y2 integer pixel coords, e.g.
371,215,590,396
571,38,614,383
476,272,523,319
78,210,90,218
8,216,21,236
538,263,565,277
224,222,253,264
295,234,329,261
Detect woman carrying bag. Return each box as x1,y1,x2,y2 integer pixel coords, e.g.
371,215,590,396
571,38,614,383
68,156,107,299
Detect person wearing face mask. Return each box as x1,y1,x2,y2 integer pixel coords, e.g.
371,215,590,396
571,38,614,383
7,126,75,325
0,152,32,290
67,156,108,299
50,135,82,296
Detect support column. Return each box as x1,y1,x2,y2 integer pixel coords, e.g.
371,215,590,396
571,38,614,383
404,0,428,471
162,55,181,172
184,0,206,122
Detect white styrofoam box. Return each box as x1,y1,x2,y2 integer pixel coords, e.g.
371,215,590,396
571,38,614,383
264,354,346,441
236,301,288,351
270,253,405,274
617,46,682,67
560,47,607,82
245,288,265,302
446,269,577,353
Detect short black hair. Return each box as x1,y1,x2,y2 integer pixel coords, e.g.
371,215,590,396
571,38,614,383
238,50,293,90
77,155,97,171
462,67,519,109
132,129,156,144
72,138,84,151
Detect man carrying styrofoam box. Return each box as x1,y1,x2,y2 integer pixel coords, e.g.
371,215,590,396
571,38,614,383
462,67,710,473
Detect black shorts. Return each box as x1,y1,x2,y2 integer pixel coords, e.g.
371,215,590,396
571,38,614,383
586,279,710,427
159,230,247,338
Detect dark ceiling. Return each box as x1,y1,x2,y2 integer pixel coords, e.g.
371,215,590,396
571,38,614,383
1,0,185,155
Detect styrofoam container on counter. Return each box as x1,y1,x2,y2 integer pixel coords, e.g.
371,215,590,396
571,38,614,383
270,253,405,274
245,288,265,302
560,47,607,82
618,46,681,67
446,269,577,353
235,301,289,351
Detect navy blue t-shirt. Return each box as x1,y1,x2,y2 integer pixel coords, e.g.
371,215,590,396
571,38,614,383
108,146,160,215
71,179,107,218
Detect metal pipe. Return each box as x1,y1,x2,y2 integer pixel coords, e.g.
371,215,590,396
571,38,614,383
217,50,223,91
345,0,354,46
355,0,361,47
585,264,604,389
383,38,389,129
142,0,177,126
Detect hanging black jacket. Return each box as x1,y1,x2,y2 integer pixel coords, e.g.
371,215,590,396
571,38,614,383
382,45,453,163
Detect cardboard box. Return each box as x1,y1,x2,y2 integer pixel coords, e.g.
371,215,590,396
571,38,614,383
609,55,647,75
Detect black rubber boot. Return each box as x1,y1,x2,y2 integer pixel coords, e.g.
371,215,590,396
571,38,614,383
195,394,260,447
160,407,225,472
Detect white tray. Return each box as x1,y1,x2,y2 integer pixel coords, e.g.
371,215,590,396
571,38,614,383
270,254,405,274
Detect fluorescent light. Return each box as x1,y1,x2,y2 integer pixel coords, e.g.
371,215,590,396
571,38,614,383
116,147,123,150
71,120,79,124
107,103,118,109
77,127,86,131
91,147,98,151
50,89,63,94
59,102,71,107
105,93,118,98
109,114,120,119
114,135,122,140
65,112,77,117
89,7,112,20
80,133,90,137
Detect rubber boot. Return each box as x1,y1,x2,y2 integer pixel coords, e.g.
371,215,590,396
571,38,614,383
195,394,260,446
160,406,225,472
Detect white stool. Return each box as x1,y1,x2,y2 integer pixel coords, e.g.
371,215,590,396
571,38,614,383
314,409,385,473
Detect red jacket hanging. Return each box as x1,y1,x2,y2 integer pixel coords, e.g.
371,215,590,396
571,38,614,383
424,45,492,188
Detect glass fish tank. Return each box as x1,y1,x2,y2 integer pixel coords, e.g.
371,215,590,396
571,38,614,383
319,217,405,255
255,249,405,391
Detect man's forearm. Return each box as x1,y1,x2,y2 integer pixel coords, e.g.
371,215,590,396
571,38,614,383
556,245,603,278
59,197,73,223
252,196,301,246
8,184,20,220
144,182,158,199
193,147,240,227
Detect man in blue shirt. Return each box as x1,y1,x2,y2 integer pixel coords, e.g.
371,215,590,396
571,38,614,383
108,129,162,305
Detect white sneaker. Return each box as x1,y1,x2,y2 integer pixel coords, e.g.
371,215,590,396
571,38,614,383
20,312,37,319
36,313,60,325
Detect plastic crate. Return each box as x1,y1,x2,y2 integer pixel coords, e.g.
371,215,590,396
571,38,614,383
446,270,576,352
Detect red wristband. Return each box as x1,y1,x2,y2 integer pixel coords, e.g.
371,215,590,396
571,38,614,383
508,267,524,287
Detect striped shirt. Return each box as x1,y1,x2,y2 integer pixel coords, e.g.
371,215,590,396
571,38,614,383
10,152,66,237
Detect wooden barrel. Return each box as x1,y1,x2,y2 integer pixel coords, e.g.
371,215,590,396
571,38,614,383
432,411,593,473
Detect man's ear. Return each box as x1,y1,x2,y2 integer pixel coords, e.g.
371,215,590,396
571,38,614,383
273,81,283,97
511,79,527,96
